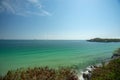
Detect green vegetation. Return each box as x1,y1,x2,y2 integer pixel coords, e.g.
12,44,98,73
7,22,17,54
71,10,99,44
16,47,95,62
91,48,120,80
87,38,120,42
0,67,78,80
91,58,120,80
113,48,120,56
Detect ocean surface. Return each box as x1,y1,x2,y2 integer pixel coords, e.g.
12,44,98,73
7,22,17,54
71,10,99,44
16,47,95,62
0,40,120,75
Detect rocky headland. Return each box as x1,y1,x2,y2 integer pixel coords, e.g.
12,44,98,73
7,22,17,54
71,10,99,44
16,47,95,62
87,38,120,42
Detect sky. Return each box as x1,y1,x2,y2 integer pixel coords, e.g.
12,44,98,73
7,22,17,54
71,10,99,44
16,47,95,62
0,0,120,40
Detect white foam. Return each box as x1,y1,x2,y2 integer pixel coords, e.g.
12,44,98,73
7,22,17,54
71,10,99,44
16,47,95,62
82,70,89,74
78,65,96,80
78,74,84,80
86,66,95,71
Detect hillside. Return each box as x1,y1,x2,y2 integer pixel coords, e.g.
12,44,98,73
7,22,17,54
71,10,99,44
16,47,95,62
91,48,120,80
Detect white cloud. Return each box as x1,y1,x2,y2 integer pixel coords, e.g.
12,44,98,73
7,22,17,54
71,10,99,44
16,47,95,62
41,9,52,16
1,1,15,14
0,0,51,16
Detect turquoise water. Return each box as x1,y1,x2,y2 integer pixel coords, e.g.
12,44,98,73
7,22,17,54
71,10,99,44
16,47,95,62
0,40,120,75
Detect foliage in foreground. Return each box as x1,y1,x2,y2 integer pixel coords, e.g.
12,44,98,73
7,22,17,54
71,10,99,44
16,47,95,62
91,58,120,80
0,67,78,80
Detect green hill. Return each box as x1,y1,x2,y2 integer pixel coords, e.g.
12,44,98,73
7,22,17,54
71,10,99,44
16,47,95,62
87,38,120,42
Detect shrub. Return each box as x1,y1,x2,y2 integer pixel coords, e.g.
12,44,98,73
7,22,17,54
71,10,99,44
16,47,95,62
0,66,78,80
91,58,120,80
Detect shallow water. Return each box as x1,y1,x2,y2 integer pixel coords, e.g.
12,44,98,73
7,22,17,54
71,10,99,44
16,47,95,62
0,40,120,75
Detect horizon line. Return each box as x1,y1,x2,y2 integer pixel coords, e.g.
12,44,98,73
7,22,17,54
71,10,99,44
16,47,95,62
1,37,120,40
0,37,120,40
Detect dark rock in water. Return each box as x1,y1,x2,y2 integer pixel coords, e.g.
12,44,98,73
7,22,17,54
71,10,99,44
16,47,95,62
93,65,98,68
83,73,91,80
112,53,120,58
82,67,93,80
83,73,88,80
88,70,91,73
90,66,92,68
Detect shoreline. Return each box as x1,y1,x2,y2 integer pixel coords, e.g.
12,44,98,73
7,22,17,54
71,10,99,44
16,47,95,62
78,48,120,80
78,58,111,80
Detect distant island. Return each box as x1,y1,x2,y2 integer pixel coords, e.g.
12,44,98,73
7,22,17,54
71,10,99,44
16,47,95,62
87,38,120,42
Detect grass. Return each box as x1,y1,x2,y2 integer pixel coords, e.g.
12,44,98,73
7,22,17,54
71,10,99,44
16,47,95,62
0,67,78,80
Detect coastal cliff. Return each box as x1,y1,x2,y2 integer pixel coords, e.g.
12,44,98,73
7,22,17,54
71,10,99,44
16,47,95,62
91,48,120,80
78,48,120,80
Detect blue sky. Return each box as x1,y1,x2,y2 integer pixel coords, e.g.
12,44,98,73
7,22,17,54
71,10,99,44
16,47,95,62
0,0,120,40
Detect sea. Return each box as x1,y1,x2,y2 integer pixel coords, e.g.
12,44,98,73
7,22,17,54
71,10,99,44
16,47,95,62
0,40,120,75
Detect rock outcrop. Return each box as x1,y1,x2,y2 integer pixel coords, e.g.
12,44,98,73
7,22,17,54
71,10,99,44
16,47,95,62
111,48,120,59
78,66,97,80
